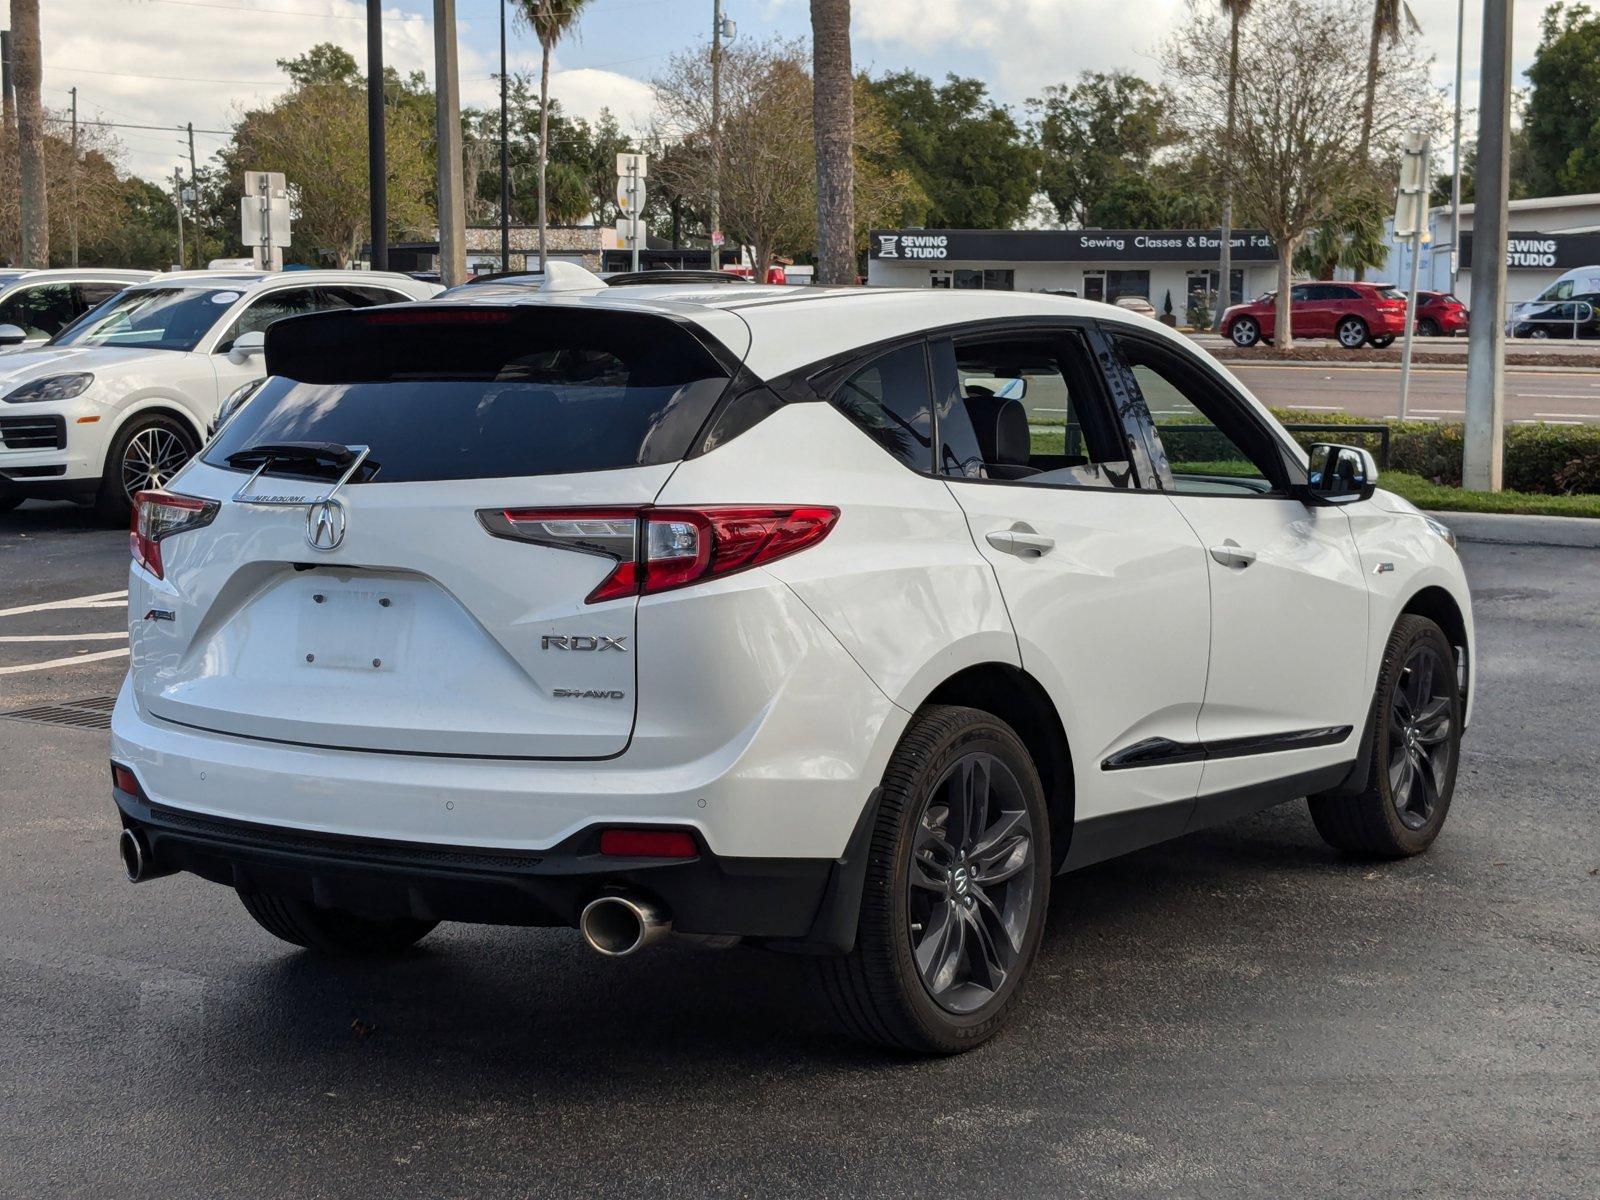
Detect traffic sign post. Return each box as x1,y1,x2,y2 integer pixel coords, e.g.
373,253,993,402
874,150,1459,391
240,170,291,271
616,153,647,273
1395,133,1431,420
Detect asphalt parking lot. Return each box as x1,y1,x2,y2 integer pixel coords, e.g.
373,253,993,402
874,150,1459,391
2,500,1596,1199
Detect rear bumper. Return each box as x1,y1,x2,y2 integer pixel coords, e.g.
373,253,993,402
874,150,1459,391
112,777,855,943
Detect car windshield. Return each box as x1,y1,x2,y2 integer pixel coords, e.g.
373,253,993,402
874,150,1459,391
48,286,233,352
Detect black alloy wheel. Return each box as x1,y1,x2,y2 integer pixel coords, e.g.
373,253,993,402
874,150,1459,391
1308,614,1462,857
1387,642,1456,831
908,751,1037,1015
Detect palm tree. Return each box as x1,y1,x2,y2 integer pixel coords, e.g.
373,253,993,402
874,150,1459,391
517,0,592,270
1214,0,1252,330
1358,0,1418,162
811,0,855,285
12,0,48,266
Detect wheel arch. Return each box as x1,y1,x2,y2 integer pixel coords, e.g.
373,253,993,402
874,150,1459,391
107,399,207,449
1400,584,1469,682
919,661,1075,871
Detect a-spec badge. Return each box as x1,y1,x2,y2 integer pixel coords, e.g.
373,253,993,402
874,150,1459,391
306,499,347,551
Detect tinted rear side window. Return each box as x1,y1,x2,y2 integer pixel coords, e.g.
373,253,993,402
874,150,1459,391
205,307,734,482
829,342,933,472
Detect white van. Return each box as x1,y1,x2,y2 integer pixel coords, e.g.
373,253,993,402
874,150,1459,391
1508,264,1600,331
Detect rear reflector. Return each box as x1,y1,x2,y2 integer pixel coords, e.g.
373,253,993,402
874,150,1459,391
130,490,219,580
478,504,840,603
111,763,144,799
599,829,698,858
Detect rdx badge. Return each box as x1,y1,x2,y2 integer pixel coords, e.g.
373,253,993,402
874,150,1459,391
541,635,628,652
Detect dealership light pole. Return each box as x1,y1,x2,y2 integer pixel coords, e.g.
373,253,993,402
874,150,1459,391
1449,0,1465,291
367,0,388,270
499,0,510,271
1464,0,1513,492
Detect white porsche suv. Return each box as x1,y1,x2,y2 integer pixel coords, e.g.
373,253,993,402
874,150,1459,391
0,270,440,519
110,270,1473,1053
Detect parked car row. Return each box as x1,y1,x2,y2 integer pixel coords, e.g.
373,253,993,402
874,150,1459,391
0,270,442,519
1221,281,1469,349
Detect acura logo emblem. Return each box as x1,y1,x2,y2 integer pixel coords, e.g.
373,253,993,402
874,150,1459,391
306,499,346,551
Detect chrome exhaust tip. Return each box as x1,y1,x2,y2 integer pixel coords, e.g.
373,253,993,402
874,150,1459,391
579,893,671,957
119,828,149,882
118,828,173,883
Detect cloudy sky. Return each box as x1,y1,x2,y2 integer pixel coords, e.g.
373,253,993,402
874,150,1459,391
12,0,1552,185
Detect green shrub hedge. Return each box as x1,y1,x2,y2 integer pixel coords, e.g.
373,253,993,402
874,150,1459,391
1271,408,1600,496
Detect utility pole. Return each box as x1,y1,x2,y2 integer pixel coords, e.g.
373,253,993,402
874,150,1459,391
69,86,79,267
1464,0,1513,492
499,0,510,270
367,0,388,270
433,0,467,285
172,167,186,271
186,122,200,269
1449,0,1465,292
1396,133,1430,420
709,0,723,271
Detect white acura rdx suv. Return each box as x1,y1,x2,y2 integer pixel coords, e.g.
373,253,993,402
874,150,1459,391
0,270,440,519
110,267,1473,1053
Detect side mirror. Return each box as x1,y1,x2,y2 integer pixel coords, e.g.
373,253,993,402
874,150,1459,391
0,324,27,347
226,330,266,365
1302,442,1378,505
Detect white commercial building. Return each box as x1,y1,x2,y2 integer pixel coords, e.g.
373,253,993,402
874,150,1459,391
866,228,1280,321
1381,192,1600,308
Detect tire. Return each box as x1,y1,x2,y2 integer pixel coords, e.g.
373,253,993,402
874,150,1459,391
238,890,438,955
812,705,1052,1055
1229,316,1261,347
95,412,199,525
1307,615,1461,858
1337,316,1371,349
0,495,22,513
1368,335,1395,348
1417,318,1441,338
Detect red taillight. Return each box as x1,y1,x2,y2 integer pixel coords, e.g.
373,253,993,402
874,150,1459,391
360,308,512,325
111,763,144,799
599,829,698,858
130,490,219,580
478,504,840,603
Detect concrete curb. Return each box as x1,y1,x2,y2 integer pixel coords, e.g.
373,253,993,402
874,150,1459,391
1424,509,1600,549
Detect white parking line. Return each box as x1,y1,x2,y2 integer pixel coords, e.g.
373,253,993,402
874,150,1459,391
1513,418,1583,426
1533,412,1597,419
0,647,130,675
0,631,127,643
1410,408,1464,415
1513,392,1600,399
0,590,128,620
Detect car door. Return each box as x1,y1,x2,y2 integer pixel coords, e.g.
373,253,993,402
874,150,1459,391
1294,283,1332,337
932,324,1214,862
1105,327,1371,804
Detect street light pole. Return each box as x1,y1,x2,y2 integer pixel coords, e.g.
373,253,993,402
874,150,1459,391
709,0,722,271
499,0,510,271
1449,0,1465,292
1464,0,1513,492
367,0,388,270
69,86,79,267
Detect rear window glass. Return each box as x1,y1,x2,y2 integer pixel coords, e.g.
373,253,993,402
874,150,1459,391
204,307,735,482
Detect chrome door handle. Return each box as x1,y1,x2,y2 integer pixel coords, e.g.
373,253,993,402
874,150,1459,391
1209,540,1256,568
987,529,1056,557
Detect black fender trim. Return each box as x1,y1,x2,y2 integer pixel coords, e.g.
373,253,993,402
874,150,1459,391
779,786,883,956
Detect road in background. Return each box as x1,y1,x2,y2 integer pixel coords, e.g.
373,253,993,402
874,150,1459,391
1230,363,1600,425
0,508,1596,1198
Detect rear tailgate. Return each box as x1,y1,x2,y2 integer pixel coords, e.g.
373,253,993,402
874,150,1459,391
130,300,747,759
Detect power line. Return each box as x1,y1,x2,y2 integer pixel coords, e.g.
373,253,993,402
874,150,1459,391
76,117,230,135
43,63,285,86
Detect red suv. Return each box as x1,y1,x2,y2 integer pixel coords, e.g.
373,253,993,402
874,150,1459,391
1413,290,1470,337
1222,281,1410,349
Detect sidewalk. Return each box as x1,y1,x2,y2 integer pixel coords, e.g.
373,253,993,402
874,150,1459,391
1425,509,1600,548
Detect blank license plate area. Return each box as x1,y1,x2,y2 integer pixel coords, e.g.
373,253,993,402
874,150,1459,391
295,584,413,672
